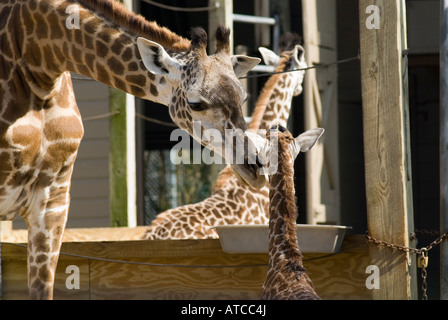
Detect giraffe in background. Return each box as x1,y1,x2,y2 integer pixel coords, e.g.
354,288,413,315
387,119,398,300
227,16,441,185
0,0,261,299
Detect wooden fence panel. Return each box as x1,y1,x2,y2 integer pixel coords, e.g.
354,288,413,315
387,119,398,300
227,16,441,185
1,233,372,300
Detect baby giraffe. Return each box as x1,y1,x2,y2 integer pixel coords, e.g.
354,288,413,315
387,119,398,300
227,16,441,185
260,125,324,300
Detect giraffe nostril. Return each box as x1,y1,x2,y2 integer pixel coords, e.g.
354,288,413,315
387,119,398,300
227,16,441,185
248,163,257,173
255,155,263,168
248,156,263,175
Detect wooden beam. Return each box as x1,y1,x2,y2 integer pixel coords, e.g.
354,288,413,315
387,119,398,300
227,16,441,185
302,0,340,225
109,88,129,227
359,0,417,299
0,235,371,300
208,0,233,54
440,0,448,300
108,0,137,228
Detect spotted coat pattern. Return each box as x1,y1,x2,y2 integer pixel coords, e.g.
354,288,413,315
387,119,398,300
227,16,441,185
0,0,257,299
261,128,321,300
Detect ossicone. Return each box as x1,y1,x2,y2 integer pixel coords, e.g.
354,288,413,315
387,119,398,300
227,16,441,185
190,27,208,54
215,25,231,54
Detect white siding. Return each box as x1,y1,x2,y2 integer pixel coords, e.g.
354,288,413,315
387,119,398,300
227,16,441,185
13,78,111,229
70,79,110,228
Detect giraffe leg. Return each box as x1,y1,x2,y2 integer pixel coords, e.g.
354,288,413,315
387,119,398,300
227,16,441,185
25,184,71,300
26,208,68,300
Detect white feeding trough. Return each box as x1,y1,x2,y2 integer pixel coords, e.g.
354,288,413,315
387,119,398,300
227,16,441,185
212,224,351,254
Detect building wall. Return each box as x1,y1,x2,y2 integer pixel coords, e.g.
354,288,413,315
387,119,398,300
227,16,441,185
69,79,111,228
336,0,367,233
13,77,111,229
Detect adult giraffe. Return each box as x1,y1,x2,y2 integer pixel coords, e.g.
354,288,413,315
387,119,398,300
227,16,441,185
0,0,262,299
143,43,308,240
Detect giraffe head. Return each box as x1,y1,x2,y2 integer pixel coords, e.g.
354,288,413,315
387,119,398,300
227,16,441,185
247,126,324,176
259,44,307,97
137,26,266,188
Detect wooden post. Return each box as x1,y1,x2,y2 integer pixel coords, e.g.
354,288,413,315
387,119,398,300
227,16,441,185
109,0,137,227
359,0,417,299
109,88,128,227
440,0,448,301
208,0,233,54
302,0,340,225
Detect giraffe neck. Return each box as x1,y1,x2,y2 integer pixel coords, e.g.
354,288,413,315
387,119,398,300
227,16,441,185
248,57,294,132
13,0,191,105
268,140,304,271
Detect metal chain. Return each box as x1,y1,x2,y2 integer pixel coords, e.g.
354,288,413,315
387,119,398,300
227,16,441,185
415,229,441,237
420,250,428,300
424,231,448,251
365,231,448,300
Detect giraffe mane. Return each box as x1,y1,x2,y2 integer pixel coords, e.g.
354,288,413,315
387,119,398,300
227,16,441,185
75,0,191,51
278,132,297,212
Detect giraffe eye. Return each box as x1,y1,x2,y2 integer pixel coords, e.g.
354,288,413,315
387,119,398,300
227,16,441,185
188,101,208,112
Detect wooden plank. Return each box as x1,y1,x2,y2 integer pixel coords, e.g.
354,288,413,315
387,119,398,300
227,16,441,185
88,254,267,300
359,0,416,299
65,218,110,229
303,235,372,300
72,159,110,179
82,120,110,140
1,243,90,300
78,99,109,112
72,77,109,101
71,74,111,229
1,227,149,243
78,101,110,120
1,235,372,300
61,226,148,242
77,139,110,160
67,199,109,216
70,179,109,199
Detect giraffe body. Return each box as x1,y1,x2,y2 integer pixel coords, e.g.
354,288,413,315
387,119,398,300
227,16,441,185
260,126,323,300
144,43,307,240
0,0,261,299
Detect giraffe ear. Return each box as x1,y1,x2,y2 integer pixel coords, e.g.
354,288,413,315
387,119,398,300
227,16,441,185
231,55,261,78
136,37,182,78
258,47,281,67
291,128,325,158
292,45,307,69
